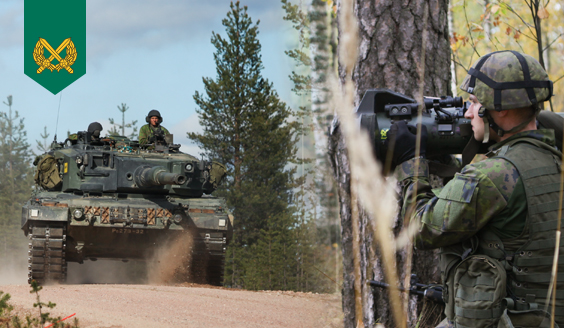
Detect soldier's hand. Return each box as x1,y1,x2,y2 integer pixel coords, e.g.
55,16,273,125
386,121,427,167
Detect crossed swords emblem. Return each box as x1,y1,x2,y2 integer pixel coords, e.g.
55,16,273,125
33,38,77,74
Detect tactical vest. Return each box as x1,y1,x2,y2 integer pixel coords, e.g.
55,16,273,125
442,136,564,327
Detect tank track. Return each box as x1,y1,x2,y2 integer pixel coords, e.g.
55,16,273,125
205,254,225,286
183,239,225,286
27,223,67,285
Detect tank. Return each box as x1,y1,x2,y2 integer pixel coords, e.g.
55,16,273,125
21,131,232,285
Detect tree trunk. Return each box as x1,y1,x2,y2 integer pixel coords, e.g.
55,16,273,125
331,1,451,327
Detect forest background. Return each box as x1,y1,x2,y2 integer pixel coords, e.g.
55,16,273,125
1,0,564,306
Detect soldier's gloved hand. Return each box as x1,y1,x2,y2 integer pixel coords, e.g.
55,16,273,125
386,121,427,167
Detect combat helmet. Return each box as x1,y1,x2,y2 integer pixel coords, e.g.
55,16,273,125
146,109,163,124
460,50,553,141
460,50,552,111
87,122,103,139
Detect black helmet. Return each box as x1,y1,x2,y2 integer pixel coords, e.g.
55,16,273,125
87,122,103,138
146,109,163,124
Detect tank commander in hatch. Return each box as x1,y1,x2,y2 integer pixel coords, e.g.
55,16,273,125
389,51,560,327
139,109,170,145
87,122,103,141
67,121,104,143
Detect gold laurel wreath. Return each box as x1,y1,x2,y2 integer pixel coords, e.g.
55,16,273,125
33,40,55,72
33,38,77,74
56,41,77,72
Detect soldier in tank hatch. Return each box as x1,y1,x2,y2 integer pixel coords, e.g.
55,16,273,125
87,121,103,142
139,109,170,145
389,51,561,327
67,121,104,143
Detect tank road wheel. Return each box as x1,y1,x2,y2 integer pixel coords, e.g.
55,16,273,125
28,224,67,285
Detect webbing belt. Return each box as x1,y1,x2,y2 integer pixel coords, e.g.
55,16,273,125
529,201,561,216
513,287,564,299
521,165,560,180
530,218,564,233
514,253,564,266
513,271,564,283
526,236,564,251
530,182,563,196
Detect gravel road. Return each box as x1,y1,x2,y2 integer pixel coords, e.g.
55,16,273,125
0,283,343,328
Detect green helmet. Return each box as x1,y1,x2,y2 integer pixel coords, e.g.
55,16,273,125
460,50,553,111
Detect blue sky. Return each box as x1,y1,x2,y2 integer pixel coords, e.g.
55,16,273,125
0,0,299,155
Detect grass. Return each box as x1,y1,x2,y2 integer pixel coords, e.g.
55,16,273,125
0,281,79,328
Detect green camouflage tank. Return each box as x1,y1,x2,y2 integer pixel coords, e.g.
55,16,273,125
22,131,232,286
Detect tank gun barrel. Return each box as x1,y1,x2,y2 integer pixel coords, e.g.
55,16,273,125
134,166,186,188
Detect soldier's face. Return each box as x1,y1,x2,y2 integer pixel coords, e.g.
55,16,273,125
465,95,486,141
150,116,159,127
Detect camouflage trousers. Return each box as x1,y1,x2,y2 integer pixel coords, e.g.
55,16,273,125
435,310,559,328
435,318,453,328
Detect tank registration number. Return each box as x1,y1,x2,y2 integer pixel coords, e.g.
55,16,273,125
111,228,144,234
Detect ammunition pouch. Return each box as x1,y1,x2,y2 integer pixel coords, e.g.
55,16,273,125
34,154,61,189
441,237,509,328
446,254,507,327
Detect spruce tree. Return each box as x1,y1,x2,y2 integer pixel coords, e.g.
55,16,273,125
0,96,34,253
187,1,301,289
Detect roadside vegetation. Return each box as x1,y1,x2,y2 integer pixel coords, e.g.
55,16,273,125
0,281,79,328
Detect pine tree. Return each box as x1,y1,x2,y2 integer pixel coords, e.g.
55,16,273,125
187,1,301,289
108,103,138,138
0,96,34,253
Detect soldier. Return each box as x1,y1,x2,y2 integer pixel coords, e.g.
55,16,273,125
139,109,170,145
87,121,103,141
389,51,560,327
67,121,103,143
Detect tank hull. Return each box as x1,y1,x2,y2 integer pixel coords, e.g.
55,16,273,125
22,192,232,285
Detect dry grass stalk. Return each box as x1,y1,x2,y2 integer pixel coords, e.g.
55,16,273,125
547,130,564,328
337,0,405,326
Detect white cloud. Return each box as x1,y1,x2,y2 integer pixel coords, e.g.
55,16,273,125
169,114,203,156
86,1,287,62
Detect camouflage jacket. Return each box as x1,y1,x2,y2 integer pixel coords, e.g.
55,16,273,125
138,124,170,145
396,129,556,250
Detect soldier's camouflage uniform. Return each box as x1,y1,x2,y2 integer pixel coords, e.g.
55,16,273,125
397,129,561,328
138,124,169,145
396,131,555,249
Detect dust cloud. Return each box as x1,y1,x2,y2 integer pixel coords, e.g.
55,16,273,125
0,247,28,285
147,233,195,284
66,259,148,284
0,233,197,285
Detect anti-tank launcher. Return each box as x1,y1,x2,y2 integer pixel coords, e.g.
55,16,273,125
356,88,564,175
22,131,232,285
356,89,473,169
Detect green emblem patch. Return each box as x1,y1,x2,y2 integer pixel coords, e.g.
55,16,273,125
24,0,86,94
